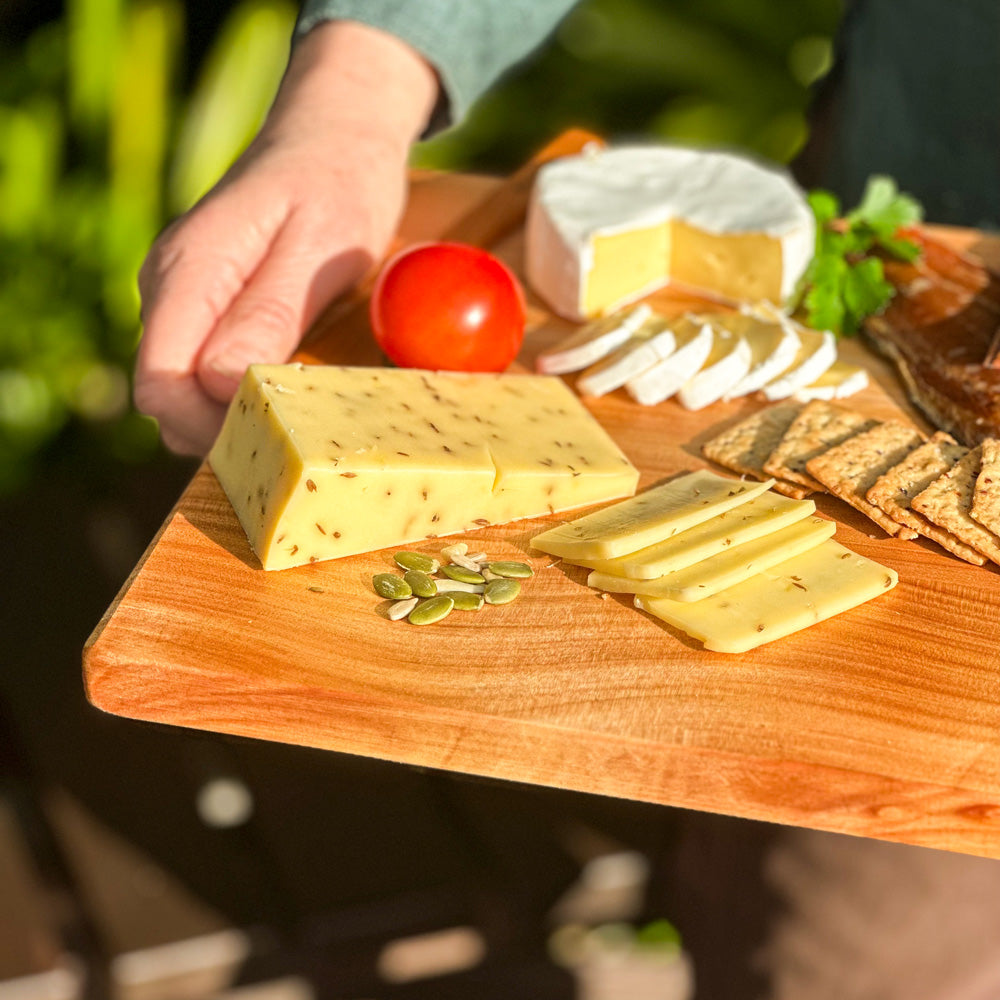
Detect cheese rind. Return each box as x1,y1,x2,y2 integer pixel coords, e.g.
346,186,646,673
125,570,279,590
588,514,836,600
529,470,773,560
576,315,678,397
210,365,639,570
563,492,816,578
636,539,898,653
525,144,815,320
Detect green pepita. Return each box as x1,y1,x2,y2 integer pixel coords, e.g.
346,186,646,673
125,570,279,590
486,561,534,579
441,564,485,584
449,591,484,611
403,569,437,597
394,551,440,574
484,577,521,605
408,595,454,625
373,573,412,599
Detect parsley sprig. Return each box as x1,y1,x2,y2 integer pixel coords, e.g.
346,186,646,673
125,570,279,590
795,176,924,335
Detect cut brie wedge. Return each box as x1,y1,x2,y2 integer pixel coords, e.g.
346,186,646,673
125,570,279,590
720,313,801,400
626,316,714,406
677,321,752,410
794,360,869,401
762,322,837,400
535,303,652,375
577,315,678,397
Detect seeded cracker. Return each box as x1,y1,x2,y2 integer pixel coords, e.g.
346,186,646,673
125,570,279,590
912,446,1000,566
805,420,923,537
701,402,812,498
866,433,985,564
971,438,1000,536
763,400,878,492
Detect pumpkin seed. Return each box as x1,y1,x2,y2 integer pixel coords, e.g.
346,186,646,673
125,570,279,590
388,597,419,620
449,591,484,611
484,578,521,604
394,551,439,574
403,569,437,598
487,561,534,579
435,579,485,594
373,573,412,599
441,564,485,584
408,595,454,625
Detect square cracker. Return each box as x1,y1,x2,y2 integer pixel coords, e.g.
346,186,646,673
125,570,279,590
912,445,1000,566
971,437,1000,536
702,403,812,499
805,420,924,538
866,433,985,564
763,400,878,492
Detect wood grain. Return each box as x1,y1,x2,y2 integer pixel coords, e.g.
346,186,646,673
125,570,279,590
84,149,1000,860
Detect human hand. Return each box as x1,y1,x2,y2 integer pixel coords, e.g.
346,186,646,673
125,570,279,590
134,21,438,455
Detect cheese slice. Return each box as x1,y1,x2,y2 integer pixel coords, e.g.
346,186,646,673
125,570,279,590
529,470,773,560
719,312,801,400
525,144,815,321
625,315,714,406
761,323,837,400
210,364,638,570
576,315,678,397
635,539,898,653
676,321,752,410
535,303,652,375
588,514,836,600
561,492,816,578
794,360,869,401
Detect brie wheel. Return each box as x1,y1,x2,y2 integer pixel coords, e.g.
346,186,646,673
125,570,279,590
526,144,815,321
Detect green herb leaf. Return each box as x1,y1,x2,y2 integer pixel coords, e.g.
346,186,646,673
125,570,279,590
797,174,924,335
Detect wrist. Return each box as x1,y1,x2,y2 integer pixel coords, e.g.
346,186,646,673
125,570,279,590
270,19,439,159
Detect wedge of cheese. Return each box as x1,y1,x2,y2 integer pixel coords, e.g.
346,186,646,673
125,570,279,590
719,312,801,400
529,470,773,560
625,315,714,406
576,315,678,397
210,365,639,570
635,539,898,653
525,144,815,321
563,492,816,578
535,303,652,375
676,320,752,410
587,514,835,600
761,324,837,400
794,360,869,401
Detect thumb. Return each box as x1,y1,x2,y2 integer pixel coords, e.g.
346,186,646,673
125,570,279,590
195,219,375,402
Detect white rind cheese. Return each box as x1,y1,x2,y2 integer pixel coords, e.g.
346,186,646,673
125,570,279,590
526,144,815,321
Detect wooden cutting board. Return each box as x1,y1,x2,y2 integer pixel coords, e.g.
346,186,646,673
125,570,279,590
84,137,1000,860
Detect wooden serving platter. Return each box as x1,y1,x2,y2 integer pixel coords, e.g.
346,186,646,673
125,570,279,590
84,142,1000,860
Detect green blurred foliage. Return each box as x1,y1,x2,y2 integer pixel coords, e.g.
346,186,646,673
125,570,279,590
1,0,840,496
413,0,842,171
0,0,295,495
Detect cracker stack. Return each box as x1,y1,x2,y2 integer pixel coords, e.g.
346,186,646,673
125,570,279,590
703,400,1000,567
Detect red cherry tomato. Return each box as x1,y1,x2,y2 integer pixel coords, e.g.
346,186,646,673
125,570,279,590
369,242,526,371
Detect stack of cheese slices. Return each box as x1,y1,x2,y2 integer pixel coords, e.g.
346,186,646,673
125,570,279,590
530,469,897,653
535,303,868,409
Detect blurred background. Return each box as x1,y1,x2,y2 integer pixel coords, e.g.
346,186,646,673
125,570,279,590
1,1,839,997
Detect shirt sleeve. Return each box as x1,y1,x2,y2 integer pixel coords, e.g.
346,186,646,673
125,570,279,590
295,0,581,132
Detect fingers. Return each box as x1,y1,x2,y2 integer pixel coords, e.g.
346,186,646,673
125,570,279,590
132,372,228,456
193,212,374,403
134,182,292,454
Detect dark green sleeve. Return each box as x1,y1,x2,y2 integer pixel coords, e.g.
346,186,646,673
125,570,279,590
295,0,580,131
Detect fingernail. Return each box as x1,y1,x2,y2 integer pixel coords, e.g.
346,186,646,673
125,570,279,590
201,350,254,402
